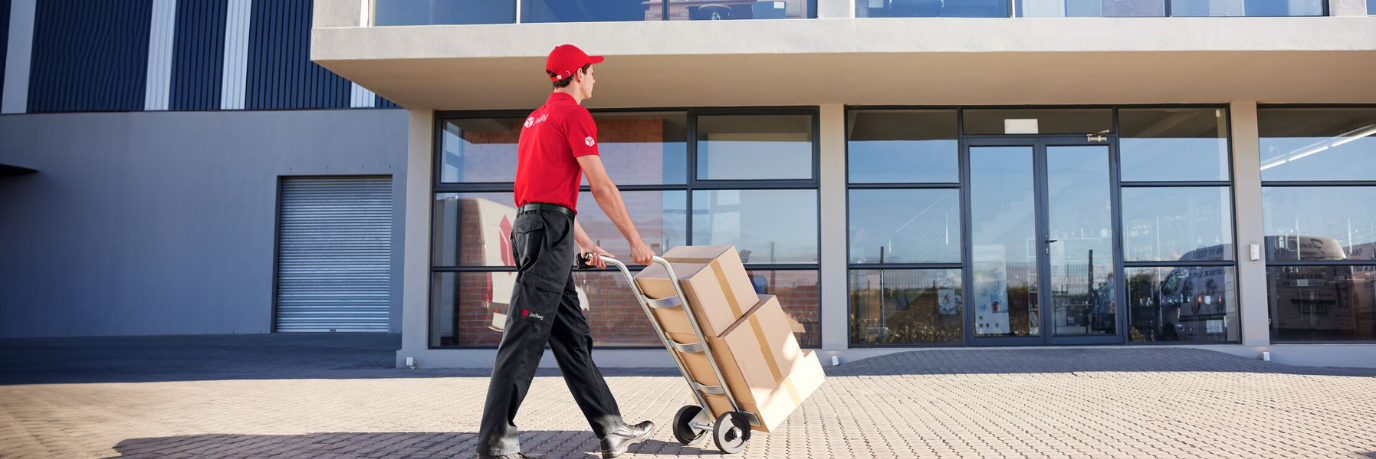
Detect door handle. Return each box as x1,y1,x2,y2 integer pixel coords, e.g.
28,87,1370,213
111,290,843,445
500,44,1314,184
1045,239,1058,244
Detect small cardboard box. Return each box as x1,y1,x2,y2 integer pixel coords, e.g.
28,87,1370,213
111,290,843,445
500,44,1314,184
667,295,826,433
634,246,759,338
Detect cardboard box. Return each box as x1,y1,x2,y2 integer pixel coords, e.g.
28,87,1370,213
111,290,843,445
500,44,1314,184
666,295,826,433
633,246,759,338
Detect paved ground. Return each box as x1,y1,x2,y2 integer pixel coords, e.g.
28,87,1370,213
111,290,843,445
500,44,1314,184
2,334,1376,459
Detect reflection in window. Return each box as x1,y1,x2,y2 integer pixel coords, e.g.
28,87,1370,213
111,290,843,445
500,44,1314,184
697,115,813,181
440,118,522,183
659,0,814,20
1269,266,1376,342
1262,187,1376,262
1016,0,1164,16
857,0,1008,17
1170,0,1323,16
849,189,961,264
588,112,687,185
375,0,515,25
1122,187,1234,262
692,189,819,264
847,110,959,183
749,270,821,347
969,146,1039,337
1259,108,1376,182
1126,267,1239,343
850,269,963,345
523,0,660,23
963,109,1113,135
577,191,687,261
432,192,517,267
1120,108,1230,182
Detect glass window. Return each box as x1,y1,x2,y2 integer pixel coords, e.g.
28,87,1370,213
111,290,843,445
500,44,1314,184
692,189,818,264
1120,108,1230,182
1259,108,1376,182
848,189,961,264
587,112,687,185
969,146,1040,337
857,0,1008,17
575,270,663,346
697,115,813,181
1269,266,1376,342
1122,187,1234,262
1017,0,1164,16
847,110,959,184
1170,0,1323,16
850,269,963,345
577,191,687,261
439,118,522,183
660,0,815,20
963,109,1113,135
375,0,515,25
523,0,661,23
1262,187,1376,262
431,272,509,347
432,192,516,267
749,270,821,347
1126,266,1239,343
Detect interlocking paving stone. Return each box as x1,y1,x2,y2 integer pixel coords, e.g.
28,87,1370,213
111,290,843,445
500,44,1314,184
1,334,1375,458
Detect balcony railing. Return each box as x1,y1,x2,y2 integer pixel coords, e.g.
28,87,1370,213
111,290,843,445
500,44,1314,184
372,0,818,26
856,0,1327,17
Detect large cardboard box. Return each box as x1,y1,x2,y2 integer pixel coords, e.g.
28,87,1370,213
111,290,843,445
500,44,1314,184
668,295,826,433
633,246,759,338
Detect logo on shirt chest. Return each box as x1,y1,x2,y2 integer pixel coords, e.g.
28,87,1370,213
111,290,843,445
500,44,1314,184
585,136,595,146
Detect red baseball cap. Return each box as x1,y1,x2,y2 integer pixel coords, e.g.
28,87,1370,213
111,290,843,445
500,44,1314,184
546,44,604,82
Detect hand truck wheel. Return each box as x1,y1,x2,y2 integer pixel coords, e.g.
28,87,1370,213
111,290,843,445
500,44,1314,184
672,405,709,446
713,411,751,454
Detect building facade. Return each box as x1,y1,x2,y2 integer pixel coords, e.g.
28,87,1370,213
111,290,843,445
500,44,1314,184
2,0,1375,369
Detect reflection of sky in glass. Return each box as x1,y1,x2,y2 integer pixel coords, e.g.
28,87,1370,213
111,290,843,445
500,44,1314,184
698,141,811,180
848,140,958,183
1263,187,1376,261
1121,138,1229,182
375,0,515,25
848,189,960,264
1260,136,1376,182
523,0,652,22
1169,0,1323,16
692,189,818,264
1123,187,1233,262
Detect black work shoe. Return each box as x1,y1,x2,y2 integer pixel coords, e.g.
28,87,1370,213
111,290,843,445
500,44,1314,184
600,420,655,459
476,453,541,459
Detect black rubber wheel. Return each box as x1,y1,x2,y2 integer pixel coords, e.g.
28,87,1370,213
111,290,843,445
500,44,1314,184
713,411,751,454
672,405,708,446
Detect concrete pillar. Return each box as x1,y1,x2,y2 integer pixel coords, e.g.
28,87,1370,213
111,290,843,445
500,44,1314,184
398,109,434,366
1230,101,1270,347
817,0,855,18
819,104,849,350
1328,0,1369,16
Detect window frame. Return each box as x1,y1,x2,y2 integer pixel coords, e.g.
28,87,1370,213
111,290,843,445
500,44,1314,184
429,107,823,349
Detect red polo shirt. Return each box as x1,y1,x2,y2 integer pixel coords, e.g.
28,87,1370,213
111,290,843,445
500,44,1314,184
514,92,599,211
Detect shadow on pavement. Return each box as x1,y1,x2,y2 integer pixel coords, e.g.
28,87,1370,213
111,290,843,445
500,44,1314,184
105,431,699,459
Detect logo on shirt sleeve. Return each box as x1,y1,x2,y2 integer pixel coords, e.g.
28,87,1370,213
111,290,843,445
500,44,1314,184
585,136,595,147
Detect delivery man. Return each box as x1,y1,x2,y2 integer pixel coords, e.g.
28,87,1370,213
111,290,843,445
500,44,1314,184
476,44,657,459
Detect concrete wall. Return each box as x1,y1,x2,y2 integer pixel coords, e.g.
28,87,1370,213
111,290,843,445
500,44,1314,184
0,109,408,338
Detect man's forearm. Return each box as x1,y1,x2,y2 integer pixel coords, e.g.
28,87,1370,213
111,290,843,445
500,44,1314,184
573,220,595,252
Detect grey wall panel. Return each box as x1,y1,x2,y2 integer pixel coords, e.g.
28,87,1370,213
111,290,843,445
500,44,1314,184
171,0,228,111
27,0,153,113
0,109,408,338
246,0,350,110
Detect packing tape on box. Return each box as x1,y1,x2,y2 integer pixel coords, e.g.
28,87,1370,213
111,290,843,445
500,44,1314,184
748,313,802,406
664,255,749,319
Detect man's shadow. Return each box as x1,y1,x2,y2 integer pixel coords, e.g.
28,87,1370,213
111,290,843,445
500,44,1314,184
106,431,706,458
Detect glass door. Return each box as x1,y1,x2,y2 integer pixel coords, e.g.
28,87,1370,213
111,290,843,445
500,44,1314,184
965,136,1124,345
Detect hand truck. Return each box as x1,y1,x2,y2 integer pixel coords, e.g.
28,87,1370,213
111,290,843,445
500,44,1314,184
580,253,757,454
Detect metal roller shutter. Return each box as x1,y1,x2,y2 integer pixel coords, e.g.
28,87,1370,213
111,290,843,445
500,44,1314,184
275,176,392,332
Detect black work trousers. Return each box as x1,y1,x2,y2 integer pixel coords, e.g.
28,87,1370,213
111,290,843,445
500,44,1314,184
476,208,624,456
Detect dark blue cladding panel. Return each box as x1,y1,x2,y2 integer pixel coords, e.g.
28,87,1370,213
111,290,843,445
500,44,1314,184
28,0,154,113
0,0,11,110
246,0,349,110
377,96,399,109
171,0,227,111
